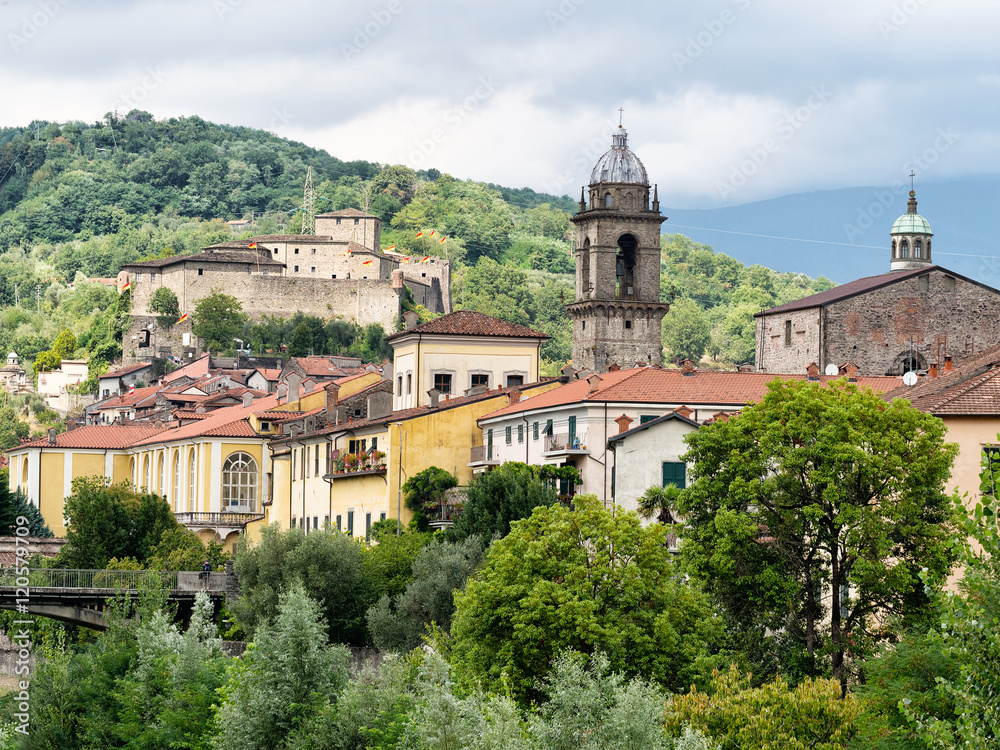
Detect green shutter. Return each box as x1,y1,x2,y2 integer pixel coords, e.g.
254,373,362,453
640,415,657,424
661,462,686,489
568,416,577,441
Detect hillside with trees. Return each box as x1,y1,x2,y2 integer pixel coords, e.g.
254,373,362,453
0,111,834,396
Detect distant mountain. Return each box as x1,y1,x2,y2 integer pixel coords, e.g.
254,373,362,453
663,176,1000,286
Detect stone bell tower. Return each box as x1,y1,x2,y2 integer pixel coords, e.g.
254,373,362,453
890,187,933,272
565,124,669,373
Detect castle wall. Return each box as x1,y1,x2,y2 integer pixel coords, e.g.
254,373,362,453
569,302,666,372
315,215,381,249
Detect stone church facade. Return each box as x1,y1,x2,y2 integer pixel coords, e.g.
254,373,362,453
119,209,451,363
755,192,1000,375
565,126,670,373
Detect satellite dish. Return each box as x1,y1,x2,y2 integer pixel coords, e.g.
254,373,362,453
824,364,839,376
902,371,918,386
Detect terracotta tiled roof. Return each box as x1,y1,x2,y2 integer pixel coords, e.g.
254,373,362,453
253,368,283,382
174,411,212,420
95,385,160,410
132,393,279,447
102,361,152,378
124,250,285,269
883,344,1000,415
291,357,361,378
757,265,997,317
386,310,549,341
16,425,171,450
481,368,902,420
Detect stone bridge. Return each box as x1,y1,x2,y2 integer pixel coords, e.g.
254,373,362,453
0,567,235,630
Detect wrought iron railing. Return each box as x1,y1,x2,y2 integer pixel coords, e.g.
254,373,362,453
174,511,265,527
0,567,225,592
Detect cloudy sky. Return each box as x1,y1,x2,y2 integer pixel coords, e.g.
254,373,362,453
2,0,999,208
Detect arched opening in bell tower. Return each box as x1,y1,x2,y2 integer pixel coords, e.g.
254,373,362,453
616,234,638,299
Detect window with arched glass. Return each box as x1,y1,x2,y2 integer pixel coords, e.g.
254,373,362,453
900,239,909,258
604,192,612,207
142,455,150,489
891,239,897,258
157,453,165,495
914,239,922,258
222,452,258,510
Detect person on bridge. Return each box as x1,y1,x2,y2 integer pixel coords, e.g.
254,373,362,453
200,560,211,590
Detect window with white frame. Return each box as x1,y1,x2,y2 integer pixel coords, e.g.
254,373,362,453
222,452,258,509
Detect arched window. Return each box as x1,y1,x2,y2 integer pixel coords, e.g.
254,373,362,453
891,239,897,258
222,452,258,510
900,239,909,258
604,192,612,207
172,452,180,510
129,457,135,485
926,240,931,257
21,457,28,487
914,239,922,258
157,453,165,495
188,450,197,512
142,455,150,489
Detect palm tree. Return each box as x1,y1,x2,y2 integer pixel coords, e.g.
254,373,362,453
638,482,681,526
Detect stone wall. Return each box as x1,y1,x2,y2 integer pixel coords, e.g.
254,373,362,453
755,307,822,373
822,270,1000,375
401,256,451,312
755,269,1000,375
568,301,668,372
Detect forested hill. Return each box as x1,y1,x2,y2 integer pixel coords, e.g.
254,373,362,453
0,111,832,384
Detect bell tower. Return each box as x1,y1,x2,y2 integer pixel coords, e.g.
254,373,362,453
889,184,933,272
565,123,668,372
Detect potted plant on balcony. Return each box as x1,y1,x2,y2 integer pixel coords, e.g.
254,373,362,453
372,450,386,469
334,455,345,473
342,453,357,472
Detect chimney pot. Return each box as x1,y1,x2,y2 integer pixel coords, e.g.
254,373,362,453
242,392,253,408
615,414,633,434
427,388,441,409
944,355,953,372
929,363,939,379
47,427,57,445
681,359,696,376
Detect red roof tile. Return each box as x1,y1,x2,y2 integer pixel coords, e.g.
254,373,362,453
102,361,153,378
17,425,171,450
883,344,1000,415
482,368,901,420
131,393,279,447
386,310,549,341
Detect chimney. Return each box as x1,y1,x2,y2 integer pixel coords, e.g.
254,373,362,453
806,362,820,381
681,359,696,376
674,406,694,419
242,392,254,408
427,388,441,409
615,414,633,434
608,363,621,372
403,310,419,330
587,373,603,394
508,388,521,405
276,383,288,403
844,362,859,381
154,419,163,428
928,362,938,378
196,405,207,414
325,383,340,414
560,363,577,381
944,355,953,372
47,428,57,445
286,372,302,404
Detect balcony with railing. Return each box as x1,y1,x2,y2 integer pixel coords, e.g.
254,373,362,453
468,442,501,468
175,511,265,532
542,432,590,458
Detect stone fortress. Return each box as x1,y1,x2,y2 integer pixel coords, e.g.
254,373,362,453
119,209,451,363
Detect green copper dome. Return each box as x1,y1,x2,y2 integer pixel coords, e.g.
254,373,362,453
891,191,933,235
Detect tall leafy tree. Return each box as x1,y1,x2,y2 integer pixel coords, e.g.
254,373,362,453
191,290,246,354
449,494,723,703
661,297,711,363
451,461,558,541
678,379,960,690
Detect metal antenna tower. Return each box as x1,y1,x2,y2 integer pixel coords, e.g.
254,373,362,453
301,166,315,235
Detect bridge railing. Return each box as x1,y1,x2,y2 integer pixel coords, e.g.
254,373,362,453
0,568,204,591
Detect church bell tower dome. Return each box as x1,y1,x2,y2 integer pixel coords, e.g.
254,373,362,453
890,190,933,272
590,127,649,185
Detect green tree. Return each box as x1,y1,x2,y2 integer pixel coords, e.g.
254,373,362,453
662,298,711,363
0,469,52,536
449,494,723,703
287,321,314,357
366,536,485,652
665,665,863,750
192,290,246,354
451,461,558,541
57,477,178,569
148,286,180,326
402,466,458,531
457,258,534,327
50,328,77,359
231,524,370,645
214,584,352,750
678,379,960,690
0,404,30,450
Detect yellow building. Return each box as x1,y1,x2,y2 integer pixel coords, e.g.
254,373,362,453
387,310,549,410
